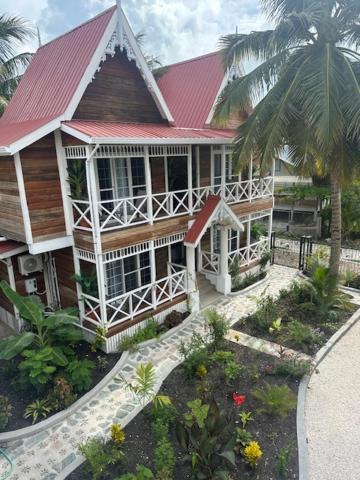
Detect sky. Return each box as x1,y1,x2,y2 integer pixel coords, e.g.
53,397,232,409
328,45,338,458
0,0,272,68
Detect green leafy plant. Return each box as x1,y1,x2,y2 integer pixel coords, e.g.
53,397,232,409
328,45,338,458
73,269,98,298
176,398,236,479
118,319,160,353
96,355,109,371
0,395,12,430
259,250,271,271
91,326,107,352
274,357,311,379
18,346,65,387
117,362,156,405
111,423,126,445
154,437,175,480
67,158,87,200
232,272,266,292
285,320,320,352
239,411,253,429
179,332,208,378
184,399,210,429
0,282,82,366
235,427,252,448
24,399,52,424
211,350,235,365
251,222,266,241
224,360,242,384
277,443,293,477
249,293,279,332
117,465,154,480
78,436,124,480
269,317,282,335
205,308,230,352
252,384,297,417
66,359,95,392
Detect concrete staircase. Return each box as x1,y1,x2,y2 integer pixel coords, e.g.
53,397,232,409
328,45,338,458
196,273,224,308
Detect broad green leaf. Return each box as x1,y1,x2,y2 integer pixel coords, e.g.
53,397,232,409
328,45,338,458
0,332,35,359
51,347,69,367
0,281,43,324
43,308,79,328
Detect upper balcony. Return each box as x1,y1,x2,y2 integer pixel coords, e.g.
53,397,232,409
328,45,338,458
65,144,273,234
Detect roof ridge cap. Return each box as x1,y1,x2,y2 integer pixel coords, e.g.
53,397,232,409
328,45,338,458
165,50,223,68
38,5,116,50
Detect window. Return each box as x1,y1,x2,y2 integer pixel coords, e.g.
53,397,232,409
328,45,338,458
229,229,240,252
105,252,151,299
275,159,282,173
212,227,220,253
213,153,222,186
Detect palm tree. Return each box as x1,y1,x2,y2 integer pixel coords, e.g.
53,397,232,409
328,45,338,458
0,14,34,115
215,0,360,276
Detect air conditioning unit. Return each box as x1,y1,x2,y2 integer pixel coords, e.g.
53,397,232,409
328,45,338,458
18,254,43,276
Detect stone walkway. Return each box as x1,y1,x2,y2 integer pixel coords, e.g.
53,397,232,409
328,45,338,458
305,318,360,480
1,265,298,480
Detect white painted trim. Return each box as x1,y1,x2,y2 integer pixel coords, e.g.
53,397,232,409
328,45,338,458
14,152,33,244
120,9,174,123
54,130,72,235
205,73,229,126
5,257,22,330
29,236,73,255
0,245,28,260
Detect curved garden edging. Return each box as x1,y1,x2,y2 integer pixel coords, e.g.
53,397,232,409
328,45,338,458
228,271,270,297
0,311,198,444
296,306,360,480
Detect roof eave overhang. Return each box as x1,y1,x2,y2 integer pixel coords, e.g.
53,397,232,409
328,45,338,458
60,124,235,145
0,244,28,260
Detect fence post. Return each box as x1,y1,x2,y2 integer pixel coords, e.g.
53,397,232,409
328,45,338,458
270,231,276,265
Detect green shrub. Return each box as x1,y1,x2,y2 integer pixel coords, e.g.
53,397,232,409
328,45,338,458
224,360,243,384
179,332,209,378
78,436,124,480
211,350,235,365
232,272,264,292
147,402,177,431
205,308,230,352
252,384,297,417
250,294,279,331
0,395,12,430
66,359,95,392
118,319,160,353
91,326,107,352
117,465,154,480
235,427,252,447
277,443,293,477
47,376,76,410
284,320,320,352
274,357,311,379
154,437,175,480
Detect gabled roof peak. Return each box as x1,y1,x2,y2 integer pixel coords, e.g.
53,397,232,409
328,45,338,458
165,50,223,69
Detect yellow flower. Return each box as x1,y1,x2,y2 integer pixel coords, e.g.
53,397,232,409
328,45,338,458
197,365,208,378
244,441,263,467
111,423,126,445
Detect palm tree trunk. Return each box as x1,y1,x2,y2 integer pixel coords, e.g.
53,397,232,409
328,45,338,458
329,171,341,277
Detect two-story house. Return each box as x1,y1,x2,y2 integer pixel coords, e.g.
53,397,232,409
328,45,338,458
0,4,274,351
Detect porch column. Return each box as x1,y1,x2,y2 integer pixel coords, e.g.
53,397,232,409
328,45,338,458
221,145,226,198
216,226,231,295
246,218,251,265
187,146,193,213
249,156,253,201
150,240,157,308
144,146,153,224
186,245,200,313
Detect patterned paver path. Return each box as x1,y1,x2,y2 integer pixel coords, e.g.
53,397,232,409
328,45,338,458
2,266,298,480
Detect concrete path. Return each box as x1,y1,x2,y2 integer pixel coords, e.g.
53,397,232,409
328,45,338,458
1,266,298,480
305,318,360,480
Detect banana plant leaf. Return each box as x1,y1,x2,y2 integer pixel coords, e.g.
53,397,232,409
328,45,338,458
50,346,69,366
42,308,79,328
0,332,35,360
0,281,43,324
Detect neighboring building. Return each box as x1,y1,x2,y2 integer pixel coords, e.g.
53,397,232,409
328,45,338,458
0,5,274,351
273,157,322,238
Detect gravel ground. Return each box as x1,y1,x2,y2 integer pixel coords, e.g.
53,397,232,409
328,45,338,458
305,319,360,480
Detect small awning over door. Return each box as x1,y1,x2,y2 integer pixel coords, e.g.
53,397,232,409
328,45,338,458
184,195,244,248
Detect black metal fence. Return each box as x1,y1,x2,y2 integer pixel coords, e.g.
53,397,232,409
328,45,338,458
270,232,360,275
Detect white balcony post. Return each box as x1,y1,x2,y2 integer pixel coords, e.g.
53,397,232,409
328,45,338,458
150,241,157,309
268,212,273,249
186,245,200,313
144,146,153,225
249,156,253,202
216,226,231,295
246,218,251,265
187,146,193,213
221,145,226,198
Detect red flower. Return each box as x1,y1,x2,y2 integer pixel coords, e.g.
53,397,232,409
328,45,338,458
232,393,246,406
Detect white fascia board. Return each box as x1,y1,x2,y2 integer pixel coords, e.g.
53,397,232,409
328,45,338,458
0,245,28,260
0,147,11,156
223,202,245,232
60,124,92,143
29,236,73,255
120,10,174,123
184,201,222,249
205,72,229,126
65,12,118,119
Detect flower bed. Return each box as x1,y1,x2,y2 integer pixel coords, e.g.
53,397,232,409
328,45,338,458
232,269,357,355
231,271,267,293
66,310,307,480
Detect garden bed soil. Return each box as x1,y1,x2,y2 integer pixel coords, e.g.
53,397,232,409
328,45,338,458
232,295,356,355
0,342,122,432
68,342,299,480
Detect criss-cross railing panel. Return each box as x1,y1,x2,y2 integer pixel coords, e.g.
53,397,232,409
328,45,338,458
200,251,220,274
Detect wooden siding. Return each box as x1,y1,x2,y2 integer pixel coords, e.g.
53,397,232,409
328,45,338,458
155,246,169,280
74,198,272,253
151,157,166,194
61,132,86,146
53,248,78,308
0,261,13,314
199,146,211,187
0,156,25,241
21,133,66,242
73,48,164,123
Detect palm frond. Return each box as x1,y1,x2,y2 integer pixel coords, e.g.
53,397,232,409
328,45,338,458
0,15,34,63
338,53,360,142
0,52,32,81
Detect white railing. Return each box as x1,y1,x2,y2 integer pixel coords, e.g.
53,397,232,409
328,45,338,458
229,238,269,267
168,262,186,274
71,177,273,232
200,251,220,275
83,270,187,327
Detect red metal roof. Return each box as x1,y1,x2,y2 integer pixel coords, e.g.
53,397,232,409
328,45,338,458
184,195,221,246
63,120,235,140
0,241,27,258
0,6,116,148
157,51,225,129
